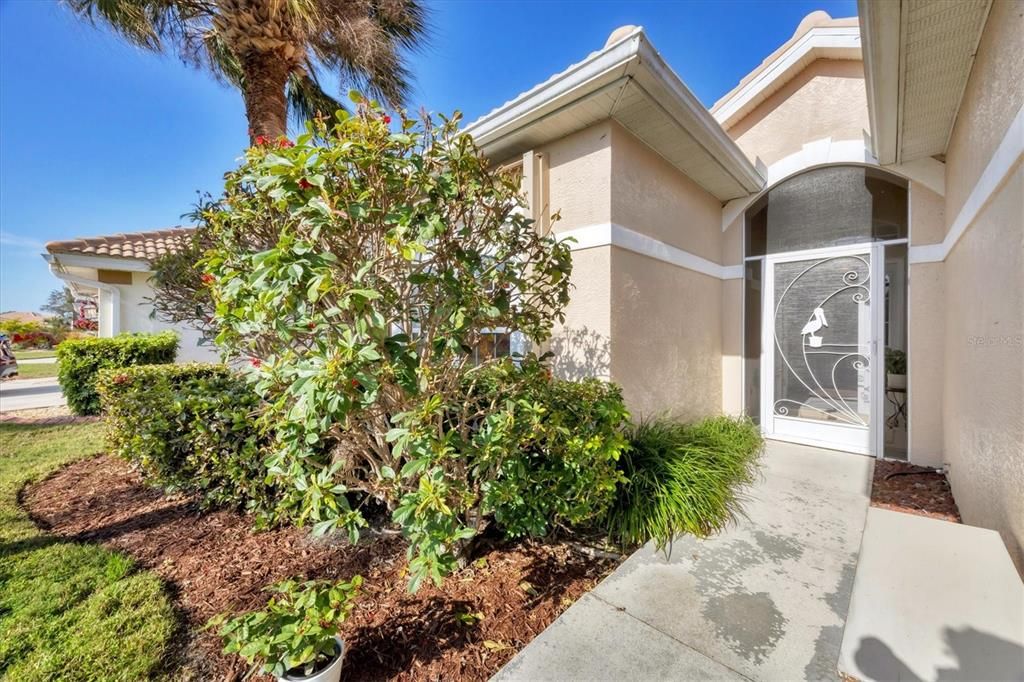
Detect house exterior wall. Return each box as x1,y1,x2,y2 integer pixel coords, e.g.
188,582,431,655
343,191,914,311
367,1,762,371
943,0,1024,230
939,0,1024,573
726,59,869,167
608,123,724,420
907,184,946,466
534,123,614,381
526,120,726,420
119,272,219,362
611,248,722,420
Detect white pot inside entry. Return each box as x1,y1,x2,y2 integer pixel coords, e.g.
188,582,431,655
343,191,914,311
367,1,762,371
887,373,906,390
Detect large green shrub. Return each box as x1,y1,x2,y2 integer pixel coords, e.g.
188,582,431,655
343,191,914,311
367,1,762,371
180,96,581,588
461,359,628,538
97,363,279,515
57,332,178,415
606,416,763,550
389,358,629,589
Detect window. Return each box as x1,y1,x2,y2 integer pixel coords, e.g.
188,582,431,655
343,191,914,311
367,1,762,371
745,166,908,257
471,329,528,364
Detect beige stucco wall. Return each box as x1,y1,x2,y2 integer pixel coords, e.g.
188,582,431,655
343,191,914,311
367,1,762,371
533,123,615,381
548,246,613,381
726,59,869,167
609,122,723,261
943,0,1024,228
722,214,744,416
604,125,726,420
939,0,1024,573
907,262,945,465
906,183,947,466
942,164,1024,572
539,122,613,233
610,248,723,420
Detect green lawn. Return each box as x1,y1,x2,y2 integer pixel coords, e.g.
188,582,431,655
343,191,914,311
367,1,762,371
0,422,177,681
13,350,57,360
10,362,58,380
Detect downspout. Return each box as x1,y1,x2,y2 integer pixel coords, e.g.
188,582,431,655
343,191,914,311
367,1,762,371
44,254,121,336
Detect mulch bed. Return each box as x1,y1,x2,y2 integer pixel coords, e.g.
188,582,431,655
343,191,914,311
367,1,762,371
870,460,961,523
23,454,616,681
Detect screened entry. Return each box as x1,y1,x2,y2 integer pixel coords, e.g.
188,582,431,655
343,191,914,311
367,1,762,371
743,165,909,459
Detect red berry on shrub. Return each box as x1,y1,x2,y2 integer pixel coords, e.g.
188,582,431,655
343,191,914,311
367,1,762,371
250,358,262,368
278,138,294,148
254,135,269,146
201,273,215,284
350,379,359,388
298,178,313,190
383,115,392,125
307,322,316,330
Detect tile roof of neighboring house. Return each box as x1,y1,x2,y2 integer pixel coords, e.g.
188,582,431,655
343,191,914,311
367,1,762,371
0,311,50,323
45,227,195,263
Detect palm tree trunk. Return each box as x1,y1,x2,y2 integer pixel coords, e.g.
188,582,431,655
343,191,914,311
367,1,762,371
240,50,290,142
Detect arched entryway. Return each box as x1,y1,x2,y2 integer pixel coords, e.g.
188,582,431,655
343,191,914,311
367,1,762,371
742,165,909,458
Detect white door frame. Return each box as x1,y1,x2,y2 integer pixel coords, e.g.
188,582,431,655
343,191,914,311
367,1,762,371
760,242,885,456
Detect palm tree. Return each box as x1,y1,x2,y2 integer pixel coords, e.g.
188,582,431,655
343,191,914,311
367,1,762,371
67,0,428,142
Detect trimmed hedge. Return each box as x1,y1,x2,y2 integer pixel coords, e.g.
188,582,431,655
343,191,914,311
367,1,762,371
57,332,178,415
606,415,763,550
97,363,279,515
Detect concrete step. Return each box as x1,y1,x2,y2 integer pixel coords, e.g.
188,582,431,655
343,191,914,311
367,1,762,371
839,508,1024,682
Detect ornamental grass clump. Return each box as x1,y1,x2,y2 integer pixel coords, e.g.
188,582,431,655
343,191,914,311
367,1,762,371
163,93,620,590
607,416,763,551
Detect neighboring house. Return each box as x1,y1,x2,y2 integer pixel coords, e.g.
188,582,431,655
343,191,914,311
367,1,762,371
44,229,216,362
0,311,50,324
43,3,1023,569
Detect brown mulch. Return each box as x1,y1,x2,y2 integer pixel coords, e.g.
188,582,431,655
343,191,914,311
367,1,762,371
23,455,616,681
870,460,961,523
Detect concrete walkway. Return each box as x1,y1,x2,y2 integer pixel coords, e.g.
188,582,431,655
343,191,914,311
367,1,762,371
0,377,66,412
494,441,873,681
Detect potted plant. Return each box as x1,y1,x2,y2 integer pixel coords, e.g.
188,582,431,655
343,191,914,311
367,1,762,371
208,576,362,682
886,348,907,390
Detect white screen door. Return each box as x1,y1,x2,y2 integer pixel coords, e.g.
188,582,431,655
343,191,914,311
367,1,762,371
761,244,884,455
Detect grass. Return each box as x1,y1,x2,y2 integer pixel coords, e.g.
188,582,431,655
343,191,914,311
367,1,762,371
606,415,764,550
13,350,57,360
0,422,177,681
9,362,58,380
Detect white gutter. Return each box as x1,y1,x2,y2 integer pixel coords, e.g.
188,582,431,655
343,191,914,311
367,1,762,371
44,253,120,335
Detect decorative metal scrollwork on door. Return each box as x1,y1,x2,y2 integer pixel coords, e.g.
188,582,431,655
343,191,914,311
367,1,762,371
772,255,871,426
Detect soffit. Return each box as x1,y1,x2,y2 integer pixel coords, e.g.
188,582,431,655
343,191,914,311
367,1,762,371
860,0,993,164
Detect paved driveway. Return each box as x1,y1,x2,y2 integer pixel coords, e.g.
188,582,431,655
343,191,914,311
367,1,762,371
0,377,67,412
495,441,873,681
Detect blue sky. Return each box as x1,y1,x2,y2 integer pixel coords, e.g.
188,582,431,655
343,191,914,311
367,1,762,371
0,0,855,312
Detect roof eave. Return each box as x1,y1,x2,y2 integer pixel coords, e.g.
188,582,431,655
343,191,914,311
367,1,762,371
859,0,900,165
464,28,764,201
44,251,152,272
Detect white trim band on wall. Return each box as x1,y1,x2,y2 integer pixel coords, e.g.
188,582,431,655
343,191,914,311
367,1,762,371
556,223,743,280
